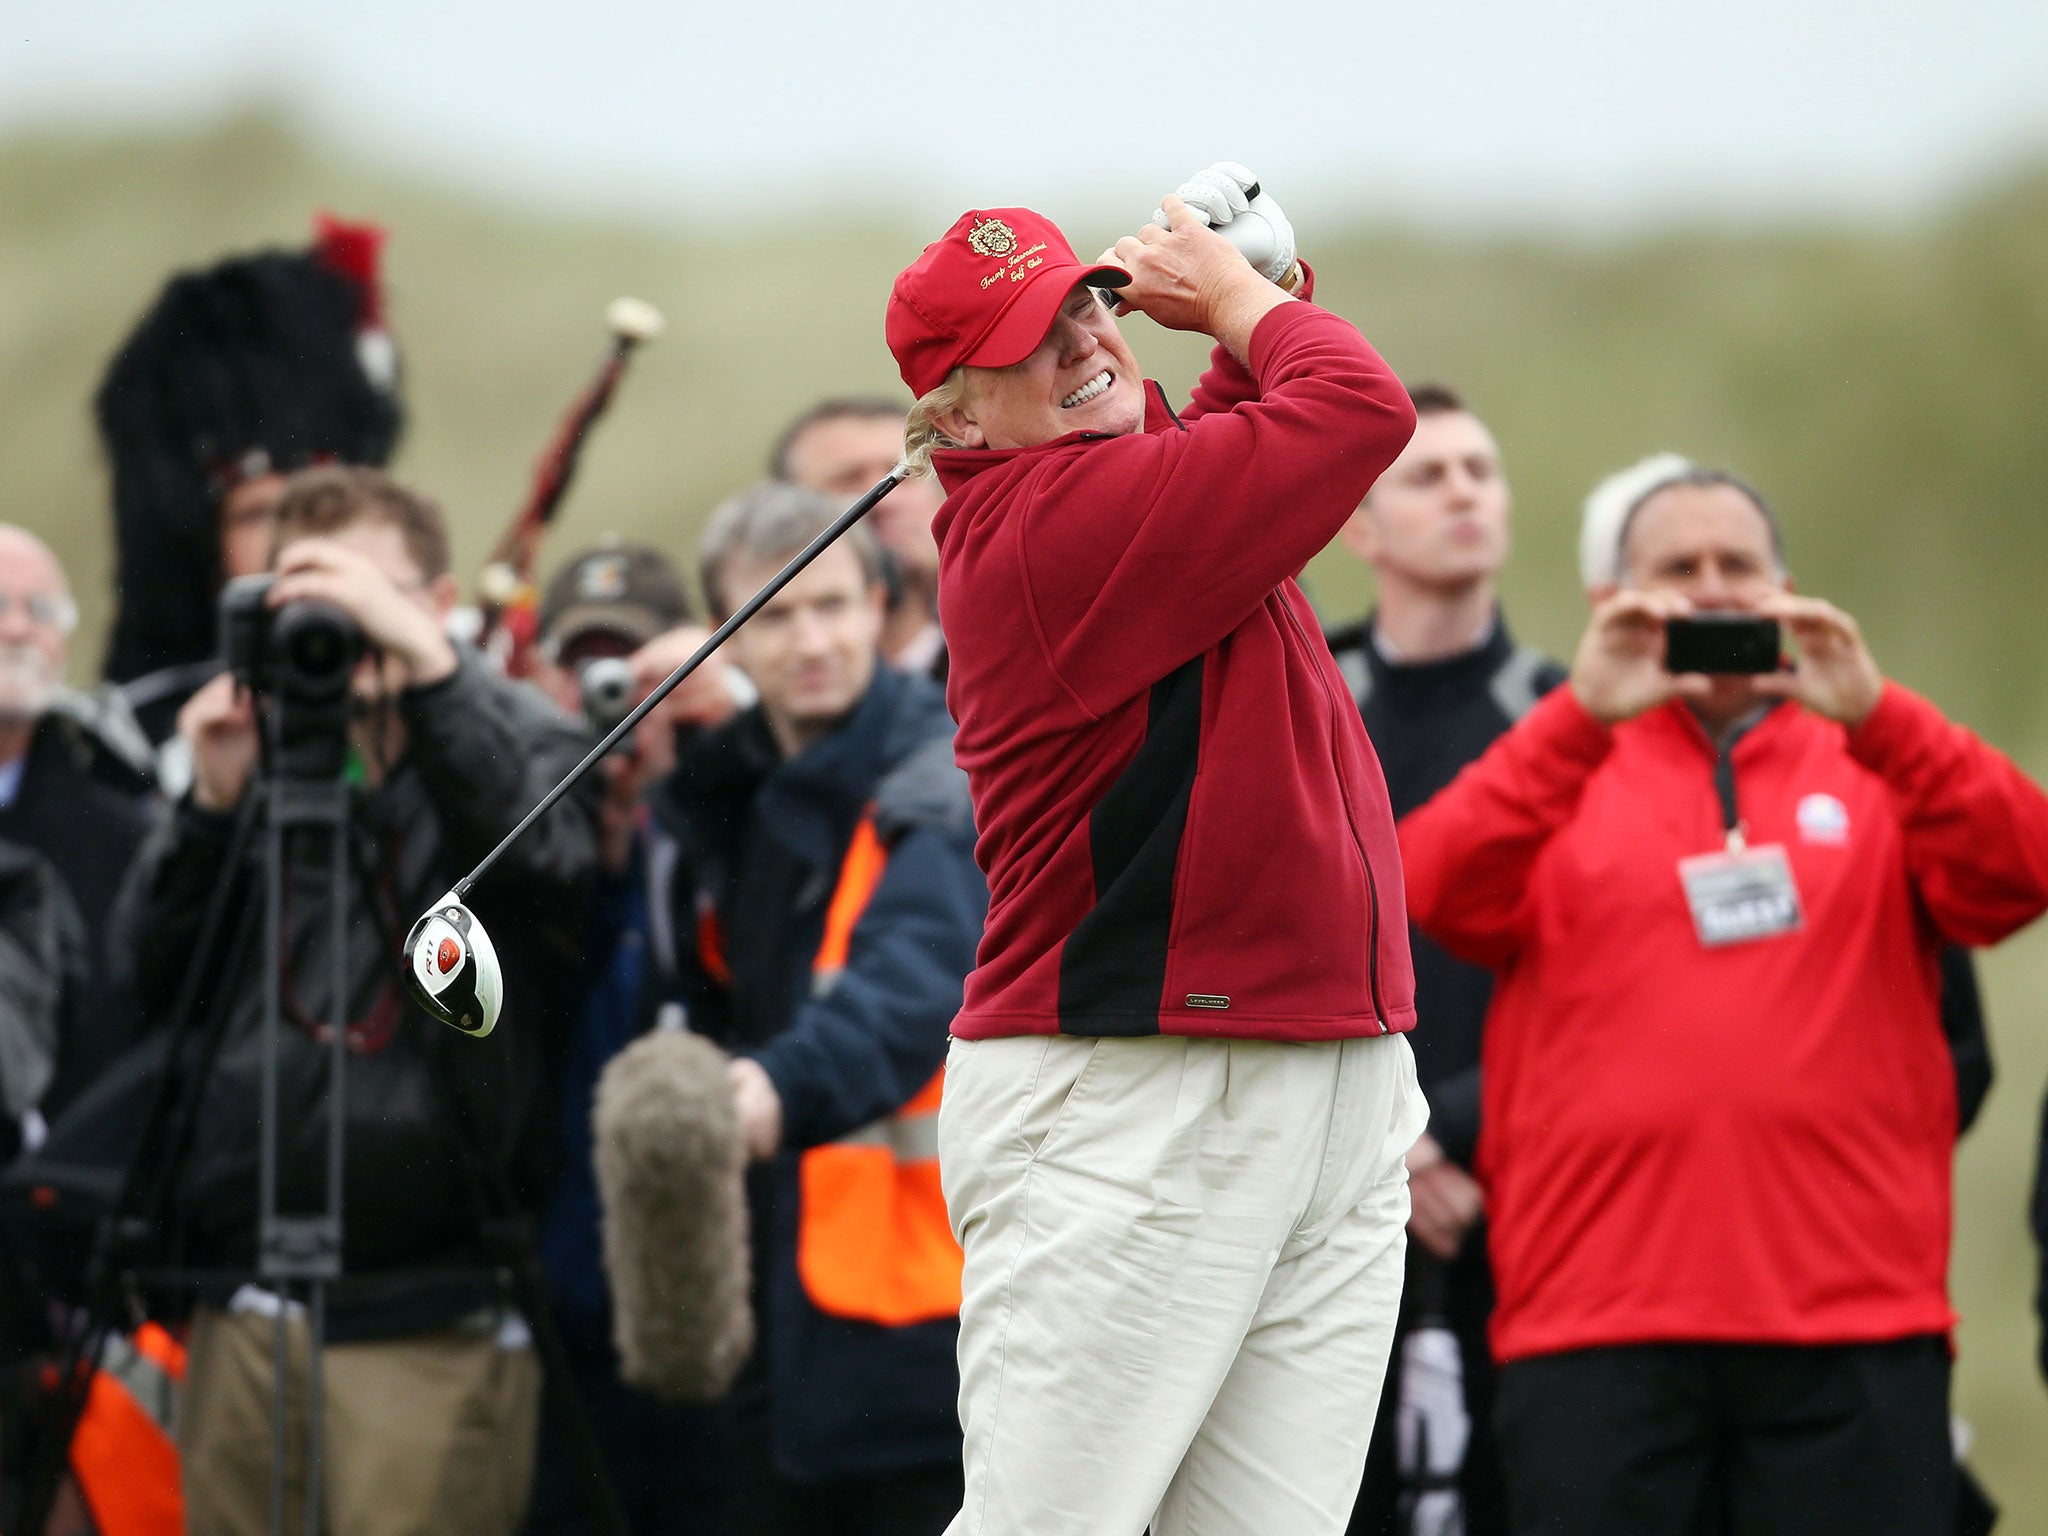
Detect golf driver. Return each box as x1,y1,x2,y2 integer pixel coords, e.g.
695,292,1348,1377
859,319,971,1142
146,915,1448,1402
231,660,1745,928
404,468,906,1037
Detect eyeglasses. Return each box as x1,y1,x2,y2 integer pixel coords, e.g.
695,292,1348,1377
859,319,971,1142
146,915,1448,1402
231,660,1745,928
0,591,79,634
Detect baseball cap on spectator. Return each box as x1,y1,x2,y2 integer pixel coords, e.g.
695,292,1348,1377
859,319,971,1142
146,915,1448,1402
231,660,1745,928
887,207,1129,398
539,541,691,655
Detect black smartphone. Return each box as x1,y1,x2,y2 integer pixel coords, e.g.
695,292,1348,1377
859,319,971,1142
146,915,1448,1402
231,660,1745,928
1664,613,1781,675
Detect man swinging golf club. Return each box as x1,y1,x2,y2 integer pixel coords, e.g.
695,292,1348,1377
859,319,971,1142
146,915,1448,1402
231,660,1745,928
403,161,1424,1534
885,165,1428,1535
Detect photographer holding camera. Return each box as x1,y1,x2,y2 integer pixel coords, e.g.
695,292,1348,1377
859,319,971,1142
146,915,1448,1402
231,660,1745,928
115,465,596,1536
1398,467,2048,1535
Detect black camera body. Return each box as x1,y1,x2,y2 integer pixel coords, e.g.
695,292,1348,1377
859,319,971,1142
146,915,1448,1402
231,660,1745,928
219,575,364,779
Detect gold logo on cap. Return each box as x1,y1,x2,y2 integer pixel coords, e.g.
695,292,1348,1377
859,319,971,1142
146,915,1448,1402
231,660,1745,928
967,218,1018,259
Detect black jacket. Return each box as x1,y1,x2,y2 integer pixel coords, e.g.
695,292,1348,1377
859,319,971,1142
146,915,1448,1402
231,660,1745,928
654,663,985,1480
114,653,595,1333
0,702,154,945
1327,614,1564,1166
2034,1086,2048,1384
0,842,88,1154
0,702,155,1113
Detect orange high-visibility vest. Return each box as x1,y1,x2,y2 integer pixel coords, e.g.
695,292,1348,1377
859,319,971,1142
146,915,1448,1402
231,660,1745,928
798,1062,956,1327
70,1322,185,1536
796,813,960,1325
696,810,962,1327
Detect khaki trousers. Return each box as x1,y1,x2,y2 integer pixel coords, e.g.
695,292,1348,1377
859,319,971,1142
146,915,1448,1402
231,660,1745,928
938,1031,1426,1536
178,1305,541,1536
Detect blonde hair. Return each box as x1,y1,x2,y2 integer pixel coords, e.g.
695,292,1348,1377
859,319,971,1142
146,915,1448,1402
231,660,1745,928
901,368,972,479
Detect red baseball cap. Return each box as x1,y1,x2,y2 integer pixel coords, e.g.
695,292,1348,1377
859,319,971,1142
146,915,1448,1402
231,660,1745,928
886,208,1130,398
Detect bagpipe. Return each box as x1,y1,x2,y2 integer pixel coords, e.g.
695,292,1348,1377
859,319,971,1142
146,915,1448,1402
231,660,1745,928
471,296,665,676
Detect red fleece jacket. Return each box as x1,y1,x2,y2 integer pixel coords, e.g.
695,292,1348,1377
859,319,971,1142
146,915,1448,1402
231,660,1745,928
932,299,1417,1041
1400,683,2048,1361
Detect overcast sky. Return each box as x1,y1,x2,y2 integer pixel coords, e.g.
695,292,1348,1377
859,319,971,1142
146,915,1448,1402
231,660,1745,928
5,0,2047,231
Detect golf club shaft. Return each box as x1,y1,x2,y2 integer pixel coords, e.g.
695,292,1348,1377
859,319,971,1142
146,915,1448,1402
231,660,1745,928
453,469,905,899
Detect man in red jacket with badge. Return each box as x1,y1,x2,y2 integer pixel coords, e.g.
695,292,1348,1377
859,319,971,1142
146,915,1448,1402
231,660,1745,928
884,165,1426,1536
1399,468,2048,1535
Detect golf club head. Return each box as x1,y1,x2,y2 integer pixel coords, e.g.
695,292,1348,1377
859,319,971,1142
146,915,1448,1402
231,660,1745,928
404,893,503,1038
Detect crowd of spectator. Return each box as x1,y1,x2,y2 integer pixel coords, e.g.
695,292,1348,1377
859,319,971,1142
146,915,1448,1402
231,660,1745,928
0,205,2041,1536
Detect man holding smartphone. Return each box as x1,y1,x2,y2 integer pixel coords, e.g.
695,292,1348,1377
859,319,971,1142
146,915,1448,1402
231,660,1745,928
1397,467,2048,1534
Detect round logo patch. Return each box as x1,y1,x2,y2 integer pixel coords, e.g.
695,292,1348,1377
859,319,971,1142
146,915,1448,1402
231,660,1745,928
437,937,462,974
1796,792,1850,845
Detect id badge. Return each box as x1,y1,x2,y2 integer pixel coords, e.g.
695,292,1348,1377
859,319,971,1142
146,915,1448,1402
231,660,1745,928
1677,842,1804,948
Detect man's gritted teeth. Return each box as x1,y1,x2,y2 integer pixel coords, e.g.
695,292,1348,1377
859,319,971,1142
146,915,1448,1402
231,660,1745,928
1061,370,1113,409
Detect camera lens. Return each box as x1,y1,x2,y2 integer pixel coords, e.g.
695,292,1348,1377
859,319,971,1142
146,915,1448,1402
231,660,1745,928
273,601,362,703
579,657,636,734
289,623,344,677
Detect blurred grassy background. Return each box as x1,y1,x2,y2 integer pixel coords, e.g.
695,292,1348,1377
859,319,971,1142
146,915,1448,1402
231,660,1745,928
4,110,2046,1517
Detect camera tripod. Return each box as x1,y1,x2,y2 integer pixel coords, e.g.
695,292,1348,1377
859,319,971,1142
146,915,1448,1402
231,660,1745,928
18,687,628,1536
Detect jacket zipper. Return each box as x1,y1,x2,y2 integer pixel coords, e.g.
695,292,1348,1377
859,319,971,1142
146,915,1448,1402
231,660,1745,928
1279,598,1390,1034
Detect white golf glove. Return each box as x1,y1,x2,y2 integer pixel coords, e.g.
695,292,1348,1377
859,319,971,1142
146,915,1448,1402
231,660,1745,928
1153,161,1299,286
1395,1324,1470,1536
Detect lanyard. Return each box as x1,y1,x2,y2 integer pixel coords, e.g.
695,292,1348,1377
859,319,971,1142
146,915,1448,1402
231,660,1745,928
1710,712,1767,852
1713,748,1744,851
